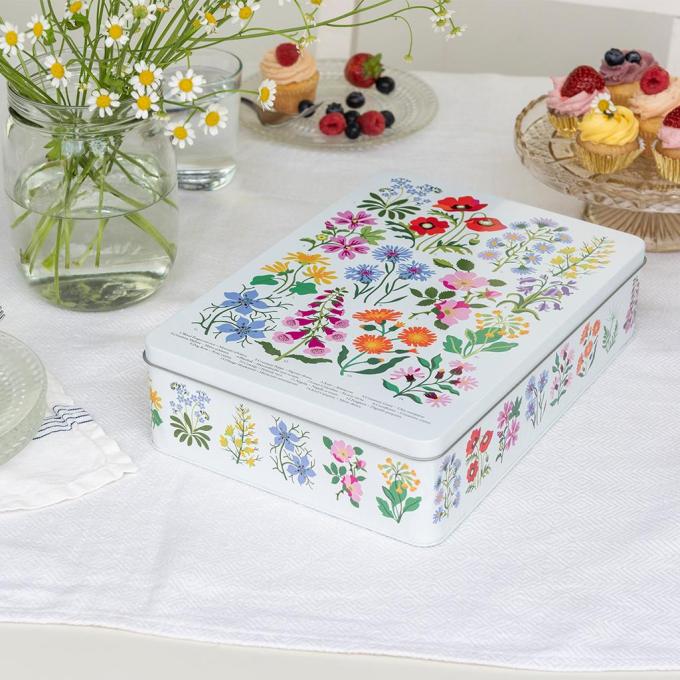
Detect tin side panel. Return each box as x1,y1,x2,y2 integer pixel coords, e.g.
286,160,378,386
148,273,640,546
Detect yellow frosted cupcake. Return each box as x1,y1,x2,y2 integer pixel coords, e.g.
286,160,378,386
575,96,642,174
260,43,319,116
629,66,680,155
652,106,680,183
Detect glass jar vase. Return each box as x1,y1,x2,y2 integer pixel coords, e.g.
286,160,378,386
3,87,179,311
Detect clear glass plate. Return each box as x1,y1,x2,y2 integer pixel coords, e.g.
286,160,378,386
0,331,47,465
240,59,438,149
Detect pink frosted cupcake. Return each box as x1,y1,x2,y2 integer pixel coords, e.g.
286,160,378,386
547,65,607,137
652,106,680,183
599,48,658,106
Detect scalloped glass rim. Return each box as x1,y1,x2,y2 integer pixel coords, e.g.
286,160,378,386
0,331,47,465
240,59,438,149
514,95,680,212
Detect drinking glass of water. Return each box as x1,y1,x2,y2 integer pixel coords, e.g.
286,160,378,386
165,49,242,191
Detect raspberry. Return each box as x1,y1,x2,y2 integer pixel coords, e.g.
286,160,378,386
561,65,605,98
640,65,670,95
275,43,299,67
358,110,386,136
663,106,680,128
319,112,346,136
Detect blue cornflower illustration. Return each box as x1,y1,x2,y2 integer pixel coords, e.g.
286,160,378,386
269,420,300,452
216,316,267,342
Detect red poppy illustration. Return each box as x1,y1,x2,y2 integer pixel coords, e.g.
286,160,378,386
466,428,481,456
466,460,479,483
408,216,449,236
436,195,488,212
465,217,507,232
479,429,493,453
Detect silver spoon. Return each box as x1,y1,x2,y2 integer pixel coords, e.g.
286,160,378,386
240,97,323,127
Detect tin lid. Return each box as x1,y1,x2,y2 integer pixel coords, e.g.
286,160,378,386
146,175,644,460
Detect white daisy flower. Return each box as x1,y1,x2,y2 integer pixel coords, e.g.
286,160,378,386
87,88,121,117
0,24,25,57
132,90,160,119
199,104,228,135
431,15,449,33
445,24,467,40
200,11,218,33
168,68,205,102
64,0,89,18
130,60,163,92
229,0,260,27
103,15,129,47
27,15,50,45
165,121,195,149
592,91,616,115
130,0,158,27
43,55,71,89
257,78,276,111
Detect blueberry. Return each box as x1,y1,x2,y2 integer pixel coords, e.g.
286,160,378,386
298,99,315,117
346,91,365,109
375,76,395,94
381,110,395,128
604,48,625,66
345,122,361,139
344,110,360,125
326,102,344,114
625,50,642,64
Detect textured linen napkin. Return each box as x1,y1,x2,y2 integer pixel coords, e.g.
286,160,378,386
0,373,136,512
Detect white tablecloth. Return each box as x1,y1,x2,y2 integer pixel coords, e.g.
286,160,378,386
1,73,679,672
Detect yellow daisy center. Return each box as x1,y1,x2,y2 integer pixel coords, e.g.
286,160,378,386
597,99,610,113
108,24,124,39
96,94,111,108
137,94,152,110
239,7,253,19
173,126,188,140
139,69,155,86
33,23,44,37
5,31,18,46
259,86,270,102
205,110,220,127
70,2,83,13
205,11,216,24
178,77,193,92
50,62,65,79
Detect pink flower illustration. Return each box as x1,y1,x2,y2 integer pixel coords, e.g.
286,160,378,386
342,474,363,502
457,375,478,391
356,459,367,470
272,331,294,344
435,299,471,326
331,440,355,463
440,271,489,292
332,210,377,229
497,400,513,429
321,235,370,260
282,316,299,328
425,392,452,407
389,365,424,381
450,360,475,372
506,418,520,449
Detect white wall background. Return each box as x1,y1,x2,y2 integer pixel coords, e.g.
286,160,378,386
0,0,670,76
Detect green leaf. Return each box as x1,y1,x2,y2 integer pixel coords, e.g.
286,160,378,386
382,379,400,395
417,356,431,370
258,341,282,357
469,303,488,308
354,447,364,456
431,354,442,369
376,497,394,519
410,287,423,297
425,286,438,299
403,496,422,513
366,357,382,365
433,257,455,269
249,274,278,286
290,281,317,296
403,393,423,404
331,476,340,485
338,466,347,476
350,499,360,509
438,290,457,299
438,383,460,395
434,320,449,332
337,345,349,367
287,353,333,364
356,355,408,375
323,463,333,473
361,324,378,332
464,329,476,345
299,237,317,246
457,258,475,271
416,299,434,307
391,480,407,502
487,279,507,287
383,485,398,505
331,462,338,473
360,227,386,245
482,341,519,352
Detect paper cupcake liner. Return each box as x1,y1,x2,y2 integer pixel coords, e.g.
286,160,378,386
547,112,580,138
639,129,657,157
652,142,680,184
574,142,642,175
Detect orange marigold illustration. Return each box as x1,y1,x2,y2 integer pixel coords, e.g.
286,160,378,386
398,326,437,347
352,308,402,324
353,334,394,354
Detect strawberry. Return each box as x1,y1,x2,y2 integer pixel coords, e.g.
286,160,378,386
358,110,385,136
560,65,605,98
344,53,384,88
663,106,680,128
640,65,670,95
319,112,346,136
275,43,299,67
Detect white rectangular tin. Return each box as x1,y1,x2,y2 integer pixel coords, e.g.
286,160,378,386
146,175,644,545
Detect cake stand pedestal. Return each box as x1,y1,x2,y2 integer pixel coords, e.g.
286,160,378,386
515,95,680,252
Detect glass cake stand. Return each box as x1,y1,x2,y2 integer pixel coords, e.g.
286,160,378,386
0,331,47,465
515,95,680,252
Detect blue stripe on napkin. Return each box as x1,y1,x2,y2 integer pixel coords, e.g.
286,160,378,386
33,405,93,440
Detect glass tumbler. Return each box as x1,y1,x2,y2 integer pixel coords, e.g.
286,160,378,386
165,49,242,191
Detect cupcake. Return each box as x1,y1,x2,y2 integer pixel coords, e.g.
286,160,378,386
599,48,658,106
629,66,680,153
260,42,319,115
575,97,642,174
546,66,607,137
652,106,680,183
